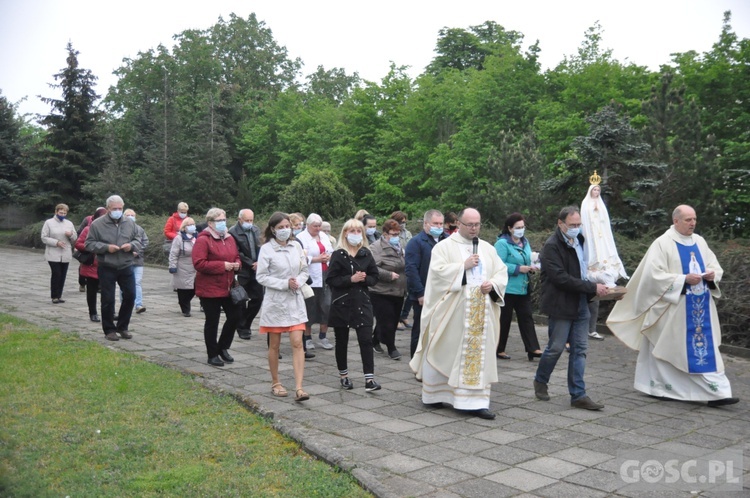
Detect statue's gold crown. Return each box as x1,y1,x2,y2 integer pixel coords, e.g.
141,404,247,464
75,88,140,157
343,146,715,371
589,170,602,186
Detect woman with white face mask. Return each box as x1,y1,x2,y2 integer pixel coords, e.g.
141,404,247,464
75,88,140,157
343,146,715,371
494,212,542,361
192,208,241,367
256,211,311,402
169,217,198,317
326,218,382,393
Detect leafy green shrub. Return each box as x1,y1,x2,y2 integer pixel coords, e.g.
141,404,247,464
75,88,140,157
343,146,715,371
279,169,355,220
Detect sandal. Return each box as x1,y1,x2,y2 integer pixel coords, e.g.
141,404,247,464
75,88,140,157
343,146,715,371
294,388,310,402
271,383,288,397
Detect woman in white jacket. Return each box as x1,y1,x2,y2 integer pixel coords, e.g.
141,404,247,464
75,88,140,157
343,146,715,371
256,212,311,402
41,203,78,303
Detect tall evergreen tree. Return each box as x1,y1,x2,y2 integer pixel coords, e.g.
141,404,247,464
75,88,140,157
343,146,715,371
0,91,27,202
31,43,104,213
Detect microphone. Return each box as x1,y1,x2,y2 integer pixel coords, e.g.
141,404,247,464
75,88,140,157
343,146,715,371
472,237,479,255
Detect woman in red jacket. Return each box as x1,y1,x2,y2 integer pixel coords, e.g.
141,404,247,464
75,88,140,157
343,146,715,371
76,207,107,322
192,208,241,367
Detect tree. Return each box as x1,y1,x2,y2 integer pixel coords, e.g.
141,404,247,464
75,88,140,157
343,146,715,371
0,91,27,202
278,169,355,219
30,43,105,213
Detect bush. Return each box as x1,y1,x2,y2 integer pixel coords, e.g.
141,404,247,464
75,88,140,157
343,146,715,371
279,169,355,220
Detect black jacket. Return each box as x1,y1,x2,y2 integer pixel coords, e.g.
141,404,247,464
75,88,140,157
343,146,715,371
228,222,264,299
326,247,379,328
539,228,597,319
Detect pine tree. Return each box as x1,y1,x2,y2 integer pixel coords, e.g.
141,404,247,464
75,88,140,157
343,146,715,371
0,91,27,202
31,42,105,213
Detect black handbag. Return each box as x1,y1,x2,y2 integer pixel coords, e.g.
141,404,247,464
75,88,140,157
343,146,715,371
230,279,249,305
72,249,95,265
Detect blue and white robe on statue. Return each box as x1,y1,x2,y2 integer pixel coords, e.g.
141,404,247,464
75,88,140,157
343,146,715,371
607,226,732,401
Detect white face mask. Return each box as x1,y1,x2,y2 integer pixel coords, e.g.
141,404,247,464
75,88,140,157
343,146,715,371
178,212,187,219
275,228,292,241
347,233,363,246
513,228,525,239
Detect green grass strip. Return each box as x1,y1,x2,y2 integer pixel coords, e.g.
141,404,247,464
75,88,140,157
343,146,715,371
0,314,371,497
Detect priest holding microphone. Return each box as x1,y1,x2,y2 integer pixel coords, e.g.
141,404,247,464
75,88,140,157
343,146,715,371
410,208,508,420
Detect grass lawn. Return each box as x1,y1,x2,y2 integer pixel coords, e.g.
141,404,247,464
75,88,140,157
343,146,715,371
0,314,372,497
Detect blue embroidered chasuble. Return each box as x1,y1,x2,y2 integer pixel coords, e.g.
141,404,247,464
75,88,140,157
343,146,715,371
675,242,717,373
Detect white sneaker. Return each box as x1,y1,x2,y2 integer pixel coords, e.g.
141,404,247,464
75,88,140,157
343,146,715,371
319,337,334,350
589,331,605,340
306,339,315,350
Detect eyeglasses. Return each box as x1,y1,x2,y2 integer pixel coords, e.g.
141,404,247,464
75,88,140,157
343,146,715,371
459,221,481,229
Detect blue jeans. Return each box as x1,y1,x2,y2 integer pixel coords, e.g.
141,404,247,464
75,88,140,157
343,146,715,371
535,295,590,401
99,265,135,335
121,266,144,307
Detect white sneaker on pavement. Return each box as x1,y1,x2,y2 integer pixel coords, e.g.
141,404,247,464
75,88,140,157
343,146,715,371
319,337,334,350
306,339,315,350
589,331,605,340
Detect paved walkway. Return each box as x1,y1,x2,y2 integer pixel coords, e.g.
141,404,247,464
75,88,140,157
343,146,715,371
1,246,748,497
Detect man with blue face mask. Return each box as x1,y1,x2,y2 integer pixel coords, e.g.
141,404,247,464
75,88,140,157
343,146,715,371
85,195,143,342
533,206,609,410
404,209,447,358
228,209,264,340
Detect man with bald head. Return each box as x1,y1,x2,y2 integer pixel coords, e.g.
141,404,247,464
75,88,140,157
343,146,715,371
229,209,264,339
608,205,738,407
410,208,508,420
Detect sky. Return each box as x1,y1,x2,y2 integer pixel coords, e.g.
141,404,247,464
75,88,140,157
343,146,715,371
1,0,749,120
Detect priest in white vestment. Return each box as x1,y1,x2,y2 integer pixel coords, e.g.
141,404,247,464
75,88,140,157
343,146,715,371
607,205,738,407
409,208,508,420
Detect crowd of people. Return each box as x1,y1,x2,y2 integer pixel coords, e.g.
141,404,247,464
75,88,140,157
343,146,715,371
43,184,739,413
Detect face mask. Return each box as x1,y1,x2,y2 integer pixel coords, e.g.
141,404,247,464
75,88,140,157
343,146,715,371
241,222,253,230
513,228,525,239
347,233,363,246
110,209,123,220
214,221,227,233
126,215,136,222
275,228,292,241
178,212,187,219
366,227,376,236
293,228,303,236
565,227,580,239
186,225,196,234
429,226,443,237
56,214,66,221
399,222,406,228
389,236,400,247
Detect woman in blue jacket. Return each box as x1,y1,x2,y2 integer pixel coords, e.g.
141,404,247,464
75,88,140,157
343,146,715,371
494,213,542,361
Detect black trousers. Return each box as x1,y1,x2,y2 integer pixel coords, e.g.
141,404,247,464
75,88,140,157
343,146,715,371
98,265,135,335
85,277,99,316
410,300,423,358
48,261,69,299
177,289,195,314
371,293,403,353
200,296,238,359
334,326,374,377
237,297,263,332
498,292,541,354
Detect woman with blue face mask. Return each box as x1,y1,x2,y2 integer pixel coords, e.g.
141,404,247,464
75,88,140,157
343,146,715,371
326,218,383,392
494,212,543,361
41,203,78,304
368,219,407,360
192,208,241,367
169,217,198,317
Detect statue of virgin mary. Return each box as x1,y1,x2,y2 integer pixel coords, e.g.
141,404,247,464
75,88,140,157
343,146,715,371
581,171,628,288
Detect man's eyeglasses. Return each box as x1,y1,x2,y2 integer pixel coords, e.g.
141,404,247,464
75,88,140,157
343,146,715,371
459,221,481,229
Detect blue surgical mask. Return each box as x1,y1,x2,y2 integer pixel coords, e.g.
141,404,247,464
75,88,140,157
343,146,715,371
109,209,123,220
126,215,136,222
429,226,443,237
389,236,400,247
241,222,253,230
214,221,227,233
347,234,363,246
293,228,303,236
565,227,580,239
186,225,197,234
366,227,376,236
513,228,525,239
275,228,292,241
